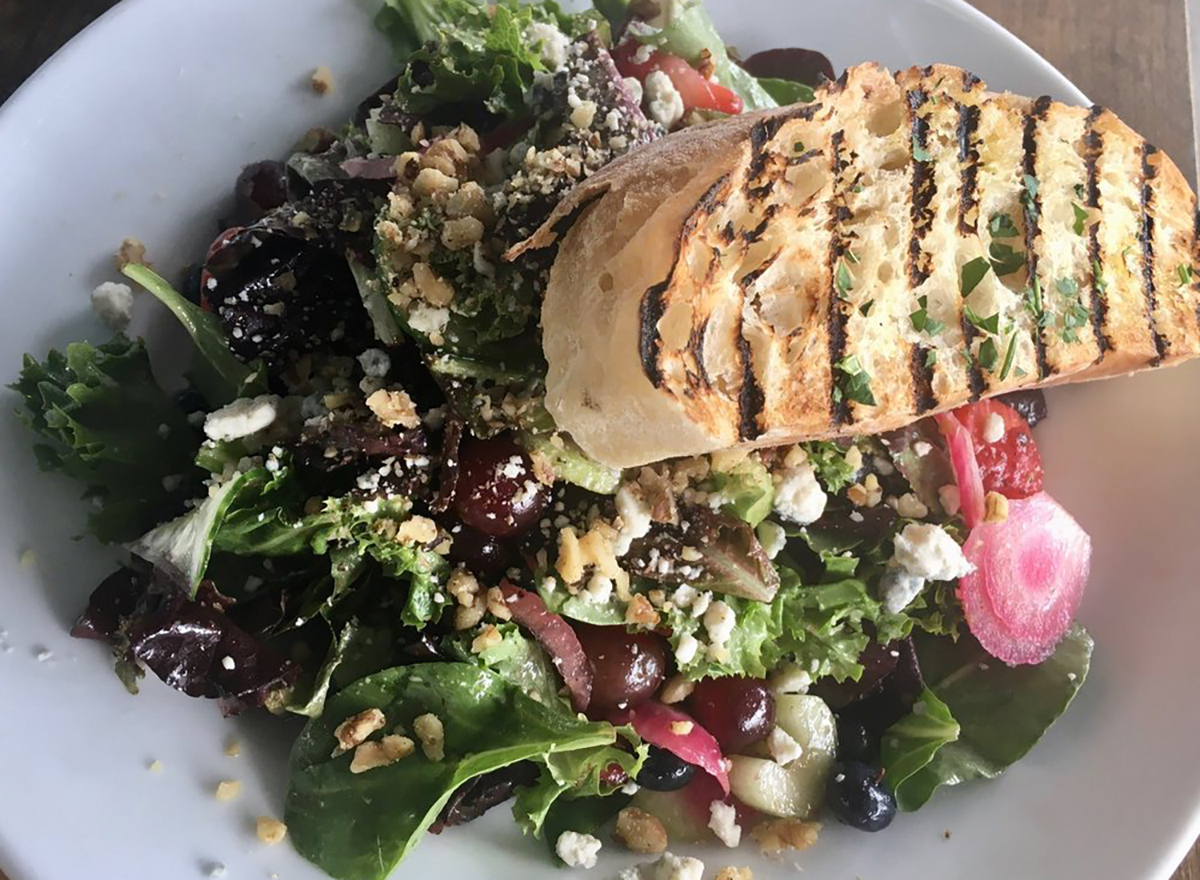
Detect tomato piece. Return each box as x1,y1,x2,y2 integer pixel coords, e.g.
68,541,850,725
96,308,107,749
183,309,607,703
952,399,1044,499
612,42,744,120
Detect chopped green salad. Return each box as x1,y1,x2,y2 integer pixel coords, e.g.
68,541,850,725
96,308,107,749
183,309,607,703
13,2,1093,878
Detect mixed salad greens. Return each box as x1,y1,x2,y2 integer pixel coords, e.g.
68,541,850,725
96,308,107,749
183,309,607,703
13,1,1094,878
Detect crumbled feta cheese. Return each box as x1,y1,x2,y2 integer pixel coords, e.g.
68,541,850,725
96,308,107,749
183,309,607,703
772,465,828,525
584,574,614,603
767,726,804,767
703,600,735,646
674,633,700,666
614,483,654,556
644,70,684,128
672,584,698,608
203,395,280,441
357,348,391,378
756,520,787,559
768,662,811,694
892,523,974,581
879,567,927,613
982,412,1006,444
708,800,742,847
555,831,602,869
938,484,961,516
91,282,135,331
526,22,571,71
220,655,236,671
913,440,933,457
624,75,644,105
407,303,450,336
648,852,705,880
690,590,712,619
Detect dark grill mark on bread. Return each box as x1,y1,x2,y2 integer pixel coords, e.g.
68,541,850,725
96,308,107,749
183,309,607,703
827,130,851,425
1140,144,1170,361
909,345,937,412
962,70,982,91
742,216,770,243
907,85,939,412
690,320,712,388
789,148,824,166
1194,206,1200,329
639,280,668,387
956,103,982,237
1083,105,1111,354
1023,97,1052,379
736,314,765,440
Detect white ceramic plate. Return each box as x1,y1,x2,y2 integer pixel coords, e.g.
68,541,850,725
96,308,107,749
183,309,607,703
1,2,1198,879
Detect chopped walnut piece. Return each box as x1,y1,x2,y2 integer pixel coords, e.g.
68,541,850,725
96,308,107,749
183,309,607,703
334,708,386,751
613,807,668,855
556,527,585,584
669,720,694,736
114,237,150,271
350,734,415,773
395,515,438,546
984,490,1009,523
255,816,288,846
448,569,481,607
411,261,455,306
310,66,335,95
472,623,503,653
455,596,486,631
486,586,513,620
625,594,661,628
637,466,678,523
441,216,485,250
750,818,820,856
710,449,749,472
660,674,695,704
366,388,420,429
578,524,621,578
215,780,241,802
413,713,446,762
412,167,459,199
714,868,752,880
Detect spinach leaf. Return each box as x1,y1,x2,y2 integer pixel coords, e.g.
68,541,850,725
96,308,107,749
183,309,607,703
879,687,960,803
122,264,267,405
882,625,1092,810
11,335,200,542
286,663,623,880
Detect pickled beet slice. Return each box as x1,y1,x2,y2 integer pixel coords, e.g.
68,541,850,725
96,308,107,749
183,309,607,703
499,582,592,712
958,492,1090,665
615,701,730,795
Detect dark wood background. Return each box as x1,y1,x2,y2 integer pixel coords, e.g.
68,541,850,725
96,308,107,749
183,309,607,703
0,0,1195,878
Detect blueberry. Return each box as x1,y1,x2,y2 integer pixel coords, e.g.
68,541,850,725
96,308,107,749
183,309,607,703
835,716,878,764
635,745,697,792
826,761,896,832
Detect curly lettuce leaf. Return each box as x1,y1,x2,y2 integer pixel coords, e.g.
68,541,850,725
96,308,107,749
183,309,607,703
11,335,200,543
375,0,485,60
286,663,623,880
122,264,267,405
446,622,564,707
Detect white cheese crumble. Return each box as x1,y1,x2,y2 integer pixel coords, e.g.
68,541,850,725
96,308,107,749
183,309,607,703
982,411,1006,444
768,662,812,694
707,800,742,847
767,726,804,766
555,830,602,869
204,395,280,441
879,567,927,614
624,75,644,105
647,852,705,880
756,520,787,559
644,70,684,128
892,523,974,582
938,484,961,516
91,282,135,331
674,632,700,666
584,574,613,603
614,483,653,556
690,590,712,619
407,303,450,336
526,22,571,71
703,600,735,646
772,464,828,525
357,348,391,378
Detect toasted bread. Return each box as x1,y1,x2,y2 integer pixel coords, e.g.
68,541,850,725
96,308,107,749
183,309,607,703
511,63,1200,468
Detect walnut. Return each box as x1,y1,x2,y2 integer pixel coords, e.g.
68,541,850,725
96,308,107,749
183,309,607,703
413,713,446,762
349,734,414,773
334,708,386,751
454,597,486,631
750,818,820,856
441,216,485,250
255,817,288,846
555,527,585,584
624,594,661,628
114,237,150,271
412,167,459,199
613,807,668,855
448,569,481,607
660,674,695,704
714,868,753,880
366,388,420,429
411,262,455,306
984,490,1009,523
486,586,513,621
472,624,503,653
215,780,241,802
310,66,335,95
637,466,678,523
395,516,438,546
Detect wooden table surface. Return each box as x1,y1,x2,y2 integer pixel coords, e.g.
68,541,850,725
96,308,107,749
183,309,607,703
0,0,1196,878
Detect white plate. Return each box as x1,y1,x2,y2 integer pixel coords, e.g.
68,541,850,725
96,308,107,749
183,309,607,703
1,1,1198,879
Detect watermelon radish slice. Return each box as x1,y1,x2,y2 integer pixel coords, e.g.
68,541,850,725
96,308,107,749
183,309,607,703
935,411,986,528
958,492,1091,665
616,701,730,795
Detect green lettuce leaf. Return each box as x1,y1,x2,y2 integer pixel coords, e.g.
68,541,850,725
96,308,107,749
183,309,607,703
122,264,267,405
375,0,484,60
879,687,960,803
446,622,565,707
702,456,775,526
286,663,624,880
521,431,621,495
881,625,1093,811
11,335,200,543
756,77,817,105
803,440,860,494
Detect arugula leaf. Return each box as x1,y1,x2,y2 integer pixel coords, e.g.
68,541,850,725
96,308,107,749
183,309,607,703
1177,263,1195,287
881,625,1092,811
286,663,623,880
960,257,991,296
977,337,999,371
880,688,960,804
1092,258,1109,297
1021,173,1039,217
122,264,266,405
11,336,199,543
835,260,854,298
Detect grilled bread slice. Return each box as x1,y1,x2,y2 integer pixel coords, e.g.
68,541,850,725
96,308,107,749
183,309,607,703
510,63,1200,468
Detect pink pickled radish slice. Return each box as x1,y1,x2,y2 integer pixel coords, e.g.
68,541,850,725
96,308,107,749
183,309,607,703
616,701,730,795
935,411,986,528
